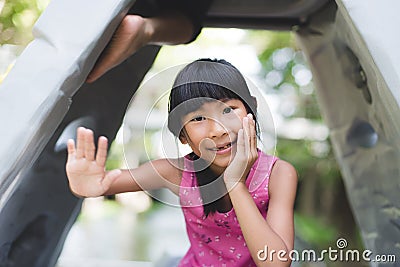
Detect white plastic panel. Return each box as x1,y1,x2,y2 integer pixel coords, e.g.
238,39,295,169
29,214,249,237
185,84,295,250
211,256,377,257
0,0,135,205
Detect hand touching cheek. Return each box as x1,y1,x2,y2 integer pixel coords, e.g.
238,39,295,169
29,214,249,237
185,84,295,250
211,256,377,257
223,114,257,189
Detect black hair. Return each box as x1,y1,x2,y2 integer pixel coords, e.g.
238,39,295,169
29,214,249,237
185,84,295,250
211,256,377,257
167,58,258,217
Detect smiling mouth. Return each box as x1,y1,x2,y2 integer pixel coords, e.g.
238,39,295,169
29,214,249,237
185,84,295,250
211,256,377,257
209,141,236,151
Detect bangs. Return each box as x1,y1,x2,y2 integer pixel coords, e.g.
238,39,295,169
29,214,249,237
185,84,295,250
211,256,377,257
168,82,241,137
169,82,240,114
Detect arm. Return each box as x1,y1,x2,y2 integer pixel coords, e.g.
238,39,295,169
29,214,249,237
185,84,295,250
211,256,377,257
224,115,297,266
229,160,297,267
104,158,182,196
66,127,180,197
86,12,194,83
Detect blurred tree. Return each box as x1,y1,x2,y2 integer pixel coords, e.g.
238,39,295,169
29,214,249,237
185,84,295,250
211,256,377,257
0,0,49,45
0,0,50,84
247,30,365,266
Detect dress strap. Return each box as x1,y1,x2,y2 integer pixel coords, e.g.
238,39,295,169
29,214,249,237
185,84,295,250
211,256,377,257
247,151,278,192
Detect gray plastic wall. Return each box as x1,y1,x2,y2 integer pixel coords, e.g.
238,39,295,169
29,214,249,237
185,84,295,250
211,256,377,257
296,1,400,264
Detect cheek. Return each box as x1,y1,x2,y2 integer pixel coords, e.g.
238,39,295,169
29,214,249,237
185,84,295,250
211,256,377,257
184,126,211,148
226,113,245,129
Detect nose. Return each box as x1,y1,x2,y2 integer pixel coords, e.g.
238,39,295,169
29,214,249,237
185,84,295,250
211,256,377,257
208,119,227,138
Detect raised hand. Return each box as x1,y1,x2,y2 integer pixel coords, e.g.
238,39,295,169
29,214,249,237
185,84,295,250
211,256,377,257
224,114,258,189
66,127,121,197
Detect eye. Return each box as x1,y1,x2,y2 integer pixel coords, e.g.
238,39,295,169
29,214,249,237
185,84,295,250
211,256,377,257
222,107,233,114
191,116,206,122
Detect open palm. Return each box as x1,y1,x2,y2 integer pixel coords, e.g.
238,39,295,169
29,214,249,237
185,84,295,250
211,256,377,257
66,127,121,197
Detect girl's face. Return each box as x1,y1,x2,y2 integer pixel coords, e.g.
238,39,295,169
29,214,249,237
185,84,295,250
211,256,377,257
180,98,251,174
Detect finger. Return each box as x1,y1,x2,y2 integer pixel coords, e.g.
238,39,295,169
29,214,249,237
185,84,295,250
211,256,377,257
237,127,249,179
248,114,257,153
243,116,250,155
67,139,76,162
96,136,108,167
76,127,86,159
236,128,245,155
84,129,96,161
102,169,122,191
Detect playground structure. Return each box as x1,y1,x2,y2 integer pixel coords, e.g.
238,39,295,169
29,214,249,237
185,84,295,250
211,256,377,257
0,0,399,266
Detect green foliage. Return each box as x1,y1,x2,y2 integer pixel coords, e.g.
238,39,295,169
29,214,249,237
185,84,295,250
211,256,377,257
105,141,123,171
0,0,50,45
252,31,296,69
295,212,337,247
276,138,340,184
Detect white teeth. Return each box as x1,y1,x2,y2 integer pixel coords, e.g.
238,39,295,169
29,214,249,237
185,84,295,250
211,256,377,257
218,144,231,150
209,143,232,151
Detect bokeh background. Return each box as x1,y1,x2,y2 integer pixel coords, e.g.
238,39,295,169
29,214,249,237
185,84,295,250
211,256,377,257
0,1,367,266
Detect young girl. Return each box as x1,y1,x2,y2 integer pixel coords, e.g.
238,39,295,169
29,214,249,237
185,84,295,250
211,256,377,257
66,58,297,267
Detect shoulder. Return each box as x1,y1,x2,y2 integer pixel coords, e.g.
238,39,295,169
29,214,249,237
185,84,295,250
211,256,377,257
270,159,297,179
268,159,298,201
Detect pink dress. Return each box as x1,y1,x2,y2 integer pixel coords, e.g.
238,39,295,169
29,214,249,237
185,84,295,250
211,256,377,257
178,150,278,267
